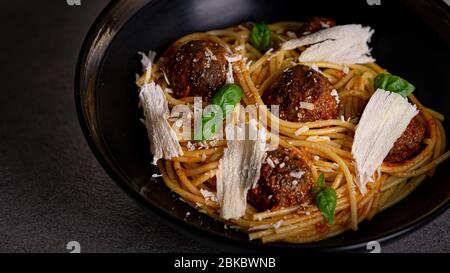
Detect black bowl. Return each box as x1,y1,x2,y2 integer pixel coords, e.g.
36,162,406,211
75,0,450,252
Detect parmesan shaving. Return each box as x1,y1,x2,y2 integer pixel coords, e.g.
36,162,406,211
330,89,340,105
300,102,315,110
286,31,297,38
289,171,305,179
138,50,157,82
352,89,418,194
139,82,183,164
306,136,331,142
226,61,234,84
226,55,242,62
295,126,309,136
281,24,375,64
200,189,217,202
216,120,267,220
266,158,275,168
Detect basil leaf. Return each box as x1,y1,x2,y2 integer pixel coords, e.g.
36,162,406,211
315,187,337,224
374,74,415,97
211,84,244,116
199,84,244,140
250,23,272,52
316,173,325,188
312,173,325,194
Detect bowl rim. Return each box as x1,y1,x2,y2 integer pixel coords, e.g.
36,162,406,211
74,0,450,252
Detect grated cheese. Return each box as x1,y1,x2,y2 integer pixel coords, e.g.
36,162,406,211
352,89,418,194
200,188,217,202
266,158,275,168
330,89,340,105
290,171,305,179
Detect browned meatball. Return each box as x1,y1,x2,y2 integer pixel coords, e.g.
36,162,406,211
248,148,314,211
262,65,338,122
163,40,228,100
296,17,336,36
384,116,426,163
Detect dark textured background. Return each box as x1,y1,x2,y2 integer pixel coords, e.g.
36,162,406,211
0,0,448,253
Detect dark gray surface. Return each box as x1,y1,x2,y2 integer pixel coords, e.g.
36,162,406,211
0,0,448,253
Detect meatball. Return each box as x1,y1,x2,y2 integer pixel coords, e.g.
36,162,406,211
262,65,338,122
248,148,314,211
163,40,228,100
384,116,426,163
296,17,336,36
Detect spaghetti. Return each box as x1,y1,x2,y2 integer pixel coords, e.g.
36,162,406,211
135,21,449,244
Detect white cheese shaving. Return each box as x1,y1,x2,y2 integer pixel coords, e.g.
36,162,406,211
162,70,170,85
234,45,245,51
266,158,275,168
295,126,310,136
306,136,331,142
186,141,196,151
205,47,218,61
139,82,183,164
248,220,283,231
286,31,297,38
200,189,217,202
245,60,254,70
289,171,305,179
216,120,266,220
330,89,340,105
309,64,320,73
282,24,375,64
352,89,418,194
138,50,157,82
299,102,315,110
343,65,350,74
273,220,284,229
226,55,242,62
320,21,331,28
226,61,234,84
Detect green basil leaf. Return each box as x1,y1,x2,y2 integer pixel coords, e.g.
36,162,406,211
317,173,325,188
374,74,415,97
250,23,272,52
312,173,325,194
315,187,337,224
199,84,244,140
212,84,244,106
